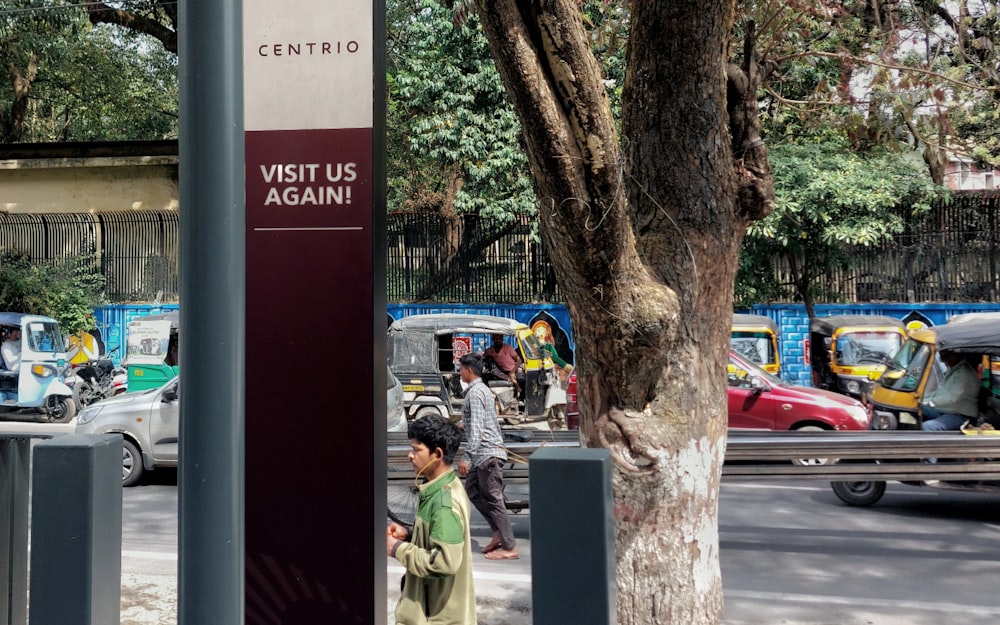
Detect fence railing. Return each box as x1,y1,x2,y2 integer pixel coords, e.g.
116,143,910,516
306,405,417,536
387,429,1000,484
4,192,1000,304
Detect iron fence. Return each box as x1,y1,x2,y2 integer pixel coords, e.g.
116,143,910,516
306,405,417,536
2,192,1000,304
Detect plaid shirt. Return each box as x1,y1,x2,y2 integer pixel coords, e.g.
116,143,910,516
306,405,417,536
462,378,507,467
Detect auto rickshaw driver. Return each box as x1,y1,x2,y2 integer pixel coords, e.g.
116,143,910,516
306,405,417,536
2,326,21,371
484,333,524,393
919,349,981,431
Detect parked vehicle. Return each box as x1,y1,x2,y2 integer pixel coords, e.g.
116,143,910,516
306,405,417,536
731,313,780,375
387,365,406,433
69,347,128,407
566,370,579,430
728,351,870,433
868,315,1000,431
125,311,179,392
809,315,906,401
387,313,565,425
0,312,76,423
78,371,412,486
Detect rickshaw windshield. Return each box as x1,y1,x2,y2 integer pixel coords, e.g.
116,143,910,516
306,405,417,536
387,330,438,373
834,331,902,366
879,340,931,392
731,332,775,365
26,322,63,354
519,333,544,361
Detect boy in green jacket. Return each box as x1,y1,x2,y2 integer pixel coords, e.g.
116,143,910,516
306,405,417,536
387,415,476,625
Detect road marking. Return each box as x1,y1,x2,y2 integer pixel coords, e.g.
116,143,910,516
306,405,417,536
388,565,1000,615
727,589,1000,617
122,550,177,561
721,483,825,492
388,565,530,584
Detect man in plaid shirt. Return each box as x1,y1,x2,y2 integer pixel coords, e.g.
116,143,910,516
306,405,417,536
455,353,519,560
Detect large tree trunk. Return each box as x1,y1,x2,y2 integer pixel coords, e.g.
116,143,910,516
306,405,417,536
473,2,772,623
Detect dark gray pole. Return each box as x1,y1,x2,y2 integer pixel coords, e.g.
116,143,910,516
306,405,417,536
178,2,245,625
29,435,122,625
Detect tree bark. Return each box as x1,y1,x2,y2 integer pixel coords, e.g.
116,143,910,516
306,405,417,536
472,2,772,623
3,55,38,143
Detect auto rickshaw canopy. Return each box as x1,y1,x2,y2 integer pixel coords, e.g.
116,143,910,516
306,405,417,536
934,317,1000,355
387,314,531,375
732,313,778,335
809,314,905,337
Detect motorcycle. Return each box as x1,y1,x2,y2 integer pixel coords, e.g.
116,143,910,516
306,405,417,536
69,347,128,407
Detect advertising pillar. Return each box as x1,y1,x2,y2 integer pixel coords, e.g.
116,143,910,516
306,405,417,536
243,2,385,623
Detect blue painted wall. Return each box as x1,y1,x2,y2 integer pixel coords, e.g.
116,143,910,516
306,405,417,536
97,301,1000,384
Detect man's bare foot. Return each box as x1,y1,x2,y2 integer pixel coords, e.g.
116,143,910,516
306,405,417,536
481,539,501,553
484,548,519,560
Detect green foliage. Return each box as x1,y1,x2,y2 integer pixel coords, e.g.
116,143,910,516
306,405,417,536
387,0,534,218
736,139,943,307
0,250,106,332
0,1,178,142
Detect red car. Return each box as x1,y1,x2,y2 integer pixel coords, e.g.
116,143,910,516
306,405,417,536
566,370,579,430
563,353,870,433
728,351,870,431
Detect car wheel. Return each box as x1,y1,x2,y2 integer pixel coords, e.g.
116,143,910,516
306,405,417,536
791,425,831,466
831,480,886,506
122,439,144,487
44,396,77,424
73,381,95,407
414,406,442,420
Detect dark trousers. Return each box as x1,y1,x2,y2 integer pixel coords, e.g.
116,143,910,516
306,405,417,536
465,457,516,550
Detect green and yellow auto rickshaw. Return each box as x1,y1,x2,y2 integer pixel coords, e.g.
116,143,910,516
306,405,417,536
125,311,179,392
809,315,907,401
731,313,780,376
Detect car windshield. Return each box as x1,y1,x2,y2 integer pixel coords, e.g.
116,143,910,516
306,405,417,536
834,331,902,365
879,340,932,392
731,332,775,365
729,353,784,386
26,322,63,354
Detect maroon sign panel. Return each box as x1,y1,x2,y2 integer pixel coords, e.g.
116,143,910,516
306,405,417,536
245,127,375,624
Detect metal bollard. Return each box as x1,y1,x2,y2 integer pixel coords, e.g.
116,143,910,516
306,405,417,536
1,437,30,625
29,434,123,625
529,446,616,625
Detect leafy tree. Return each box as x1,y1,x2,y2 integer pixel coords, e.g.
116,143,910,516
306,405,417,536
743,1,1000,182
0,250,106,332
0,1,177,142
737,139,943,316
387,0,534,220
471,1,773,623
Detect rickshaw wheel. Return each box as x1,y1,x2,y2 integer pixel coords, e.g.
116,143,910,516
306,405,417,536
44,396,77,424
831,480,886,507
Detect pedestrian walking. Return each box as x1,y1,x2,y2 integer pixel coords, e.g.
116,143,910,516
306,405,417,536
387,415,476,625
455,353,519,560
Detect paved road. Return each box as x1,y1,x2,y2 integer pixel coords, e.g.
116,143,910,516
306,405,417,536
120,475,1000,625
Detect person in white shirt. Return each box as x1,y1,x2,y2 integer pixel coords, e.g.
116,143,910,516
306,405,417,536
2,327,22,371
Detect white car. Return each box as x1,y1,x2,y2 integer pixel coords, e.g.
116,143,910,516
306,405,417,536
77,367,408,486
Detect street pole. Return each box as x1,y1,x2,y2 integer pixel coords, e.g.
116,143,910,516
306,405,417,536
178,2,246,624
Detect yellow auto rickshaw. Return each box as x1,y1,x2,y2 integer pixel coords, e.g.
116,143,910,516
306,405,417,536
731,313,780,375
809,315,907,401
869,314,1000,430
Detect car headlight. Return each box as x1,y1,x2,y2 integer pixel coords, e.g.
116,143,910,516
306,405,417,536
846,380,860,394
76,405,103,426
845,405,870,427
